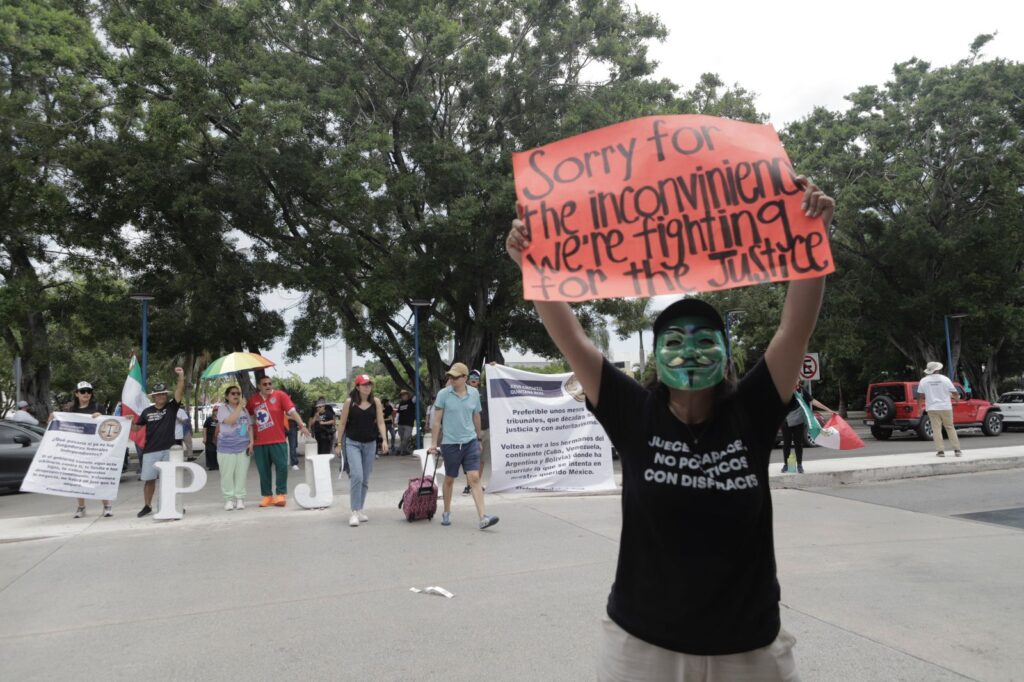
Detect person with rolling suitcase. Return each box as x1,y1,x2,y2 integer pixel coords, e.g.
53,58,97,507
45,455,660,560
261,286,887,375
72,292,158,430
398,451,438,522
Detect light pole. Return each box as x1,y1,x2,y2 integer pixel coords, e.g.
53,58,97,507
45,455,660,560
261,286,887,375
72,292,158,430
943,313,968,381
724,309,745,359
410,299,432,449
130,293,155,389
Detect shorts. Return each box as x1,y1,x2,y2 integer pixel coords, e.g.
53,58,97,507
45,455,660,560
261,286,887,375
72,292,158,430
440,440,481,478
598,615,799,681
141,450,171,481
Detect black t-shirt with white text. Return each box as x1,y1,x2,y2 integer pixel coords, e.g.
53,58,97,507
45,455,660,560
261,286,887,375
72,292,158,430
586,357,788,655
137,399,181,455
396,398,416,426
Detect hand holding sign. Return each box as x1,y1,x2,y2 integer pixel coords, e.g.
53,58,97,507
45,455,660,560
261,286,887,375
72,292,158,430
511,115,836,302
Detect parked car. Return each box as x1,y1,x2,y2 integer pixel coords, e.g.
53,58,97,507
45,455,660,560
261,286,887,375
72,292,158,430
0,420,43,491
994,391,1024,430
863,381,1003,440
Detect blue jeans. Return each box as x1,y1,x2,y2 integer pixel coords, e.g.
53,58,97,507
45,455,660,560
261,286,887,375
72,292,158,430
287,426,299,466
345,437,376,511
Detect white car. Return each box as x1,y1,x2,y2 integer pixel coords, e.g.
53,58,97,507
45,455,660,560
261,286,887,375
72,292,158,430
995,391,1024,429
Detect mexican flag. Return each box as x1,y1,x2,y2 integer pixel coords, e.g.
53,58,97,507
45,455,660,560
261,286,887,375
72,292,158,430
793,393,865,450
121,356,152,449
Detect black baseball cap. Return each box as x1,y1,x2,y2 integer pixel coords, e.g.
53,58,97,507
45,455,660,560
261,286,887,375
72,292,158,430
653,298,725,337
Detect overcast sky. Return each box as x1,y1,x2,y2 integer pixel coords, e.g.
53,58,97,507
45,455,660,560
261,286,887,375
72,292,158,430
267,1,1023,382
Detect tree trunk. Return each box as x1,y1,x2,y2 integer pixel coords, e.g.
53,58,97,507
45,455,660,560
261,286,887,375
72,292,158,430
4,247,53,420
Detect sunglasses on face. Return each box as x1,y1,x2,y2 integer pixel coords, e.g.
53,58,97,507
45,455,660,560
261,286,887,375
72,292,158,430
228,391,241,396
78,389,93,394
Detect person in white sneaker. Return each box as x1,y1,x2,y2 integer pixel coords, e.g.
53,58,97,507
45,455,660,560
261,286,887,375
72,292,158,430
428,363,498,530
917,362,963,457
215,386,254,510
63,382,114,518
336,375,387,527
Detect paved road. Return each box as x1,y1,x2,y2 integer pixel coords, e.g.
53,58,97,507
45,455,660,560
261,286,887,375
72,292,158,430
774,420,1024,462
2,461,1023,680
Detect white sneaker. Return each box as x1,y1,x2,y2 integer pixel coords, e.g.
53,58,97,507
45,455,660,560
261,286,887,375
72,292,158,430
235,499,245,510
73,507,85,519
349,512,360,527
292,464,299,470
225,501,234,511
358,511,369,523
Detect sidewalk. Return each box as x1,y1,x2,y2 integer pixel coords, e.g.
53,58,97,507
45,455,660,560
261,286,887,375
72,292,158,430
769,445,1024,489
2,472,1022,680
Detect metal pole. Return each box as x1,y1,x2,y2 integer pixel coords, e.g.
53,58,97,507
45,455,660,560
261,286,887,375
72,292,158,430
141,299,150,390
724,314,732,359
414,307,422,449
944,315,954,380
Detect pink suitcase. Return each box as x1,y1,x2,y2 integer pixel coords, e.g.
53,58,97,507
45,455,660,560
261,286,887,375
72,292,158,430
398,455,437,521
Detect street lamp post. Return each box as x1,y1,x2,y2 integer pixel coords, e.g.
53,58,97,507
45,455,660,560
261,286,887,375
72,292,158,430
410,299,432,449
724,309,745,360
943,313,968,381
130,293,155,389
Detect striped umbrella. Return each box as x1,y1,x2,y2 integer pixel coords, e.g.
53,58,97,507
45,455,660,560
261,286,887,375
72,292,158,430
200,352,276,380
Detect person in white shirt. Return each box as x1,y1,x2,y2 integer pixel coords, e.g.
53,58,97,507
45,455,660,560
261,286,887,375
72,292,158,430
917,361,962,457
9,401,39,425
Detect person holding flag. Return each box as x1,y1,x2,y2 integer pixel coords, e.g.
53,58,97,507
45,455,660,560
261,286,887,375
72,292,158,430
132,368,186,518
781,380,834,474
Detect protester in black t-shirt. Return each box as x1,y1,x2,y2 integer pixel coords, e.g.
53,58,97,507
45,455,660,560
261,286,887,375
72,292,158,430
781,381,834,474
307,397,337,454
506,179,834,678
203,406,219,471
66,381,113,519
381,398,395,455
132,367,186,517
394,389,416,455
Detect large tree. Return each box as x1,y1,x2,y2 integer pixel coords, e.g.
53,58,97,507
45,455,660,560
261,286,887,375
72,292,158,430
0,0,125,418
710,37,1024,405
98,0,680,398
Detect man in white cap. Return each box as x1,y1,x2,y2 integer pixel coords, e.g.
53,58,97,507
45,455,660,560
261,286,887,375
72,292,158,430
9,400,39,425
917,361,963,457
131,368,186,517
428,362,498,530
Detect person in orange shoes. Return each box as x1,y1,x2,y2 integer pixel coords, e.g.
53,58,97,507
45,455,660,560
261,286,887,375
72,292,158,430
247,376,310,507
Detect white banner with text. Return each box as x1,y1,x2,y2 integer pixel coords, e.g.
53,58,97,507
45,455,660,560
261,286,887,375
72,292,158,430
487,364,616,493
20,412,131,500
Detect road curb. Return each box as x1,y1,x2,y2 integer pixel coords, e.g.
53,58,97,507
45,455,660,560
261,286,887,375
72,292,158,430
770,455,1024,488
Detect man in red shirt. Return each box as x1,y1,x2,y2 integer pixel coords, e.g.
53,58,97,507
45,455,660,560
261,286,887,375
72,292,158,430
247,376,311,507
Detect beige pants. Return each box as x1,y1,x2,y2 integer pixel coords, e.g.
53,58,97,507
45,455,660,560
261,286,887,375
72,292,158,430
928,410,961,452
598,616,799,682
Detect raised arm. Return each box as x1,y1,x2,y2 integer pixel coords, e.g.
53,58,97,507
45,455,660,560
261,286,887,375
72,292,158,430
763,179,834,402
506,219,605,407
173,367,185,403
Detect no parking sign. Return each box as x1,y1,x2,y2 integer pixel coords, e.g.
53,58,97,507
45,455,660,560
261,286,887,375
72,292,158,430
800,353,821,381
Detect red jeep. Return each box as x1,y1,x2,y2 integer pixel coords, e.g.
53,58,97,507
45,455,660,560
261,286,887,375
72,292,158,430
864,381,1003,440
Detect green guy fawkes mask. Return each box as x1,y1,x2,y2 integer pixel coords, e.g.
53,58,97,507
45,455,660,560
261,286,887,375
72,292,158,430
655,316,727,391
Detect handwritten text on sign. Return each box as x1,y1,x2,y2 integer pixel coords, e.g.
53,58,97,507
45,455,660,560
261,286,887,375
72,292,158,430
512,115,835,301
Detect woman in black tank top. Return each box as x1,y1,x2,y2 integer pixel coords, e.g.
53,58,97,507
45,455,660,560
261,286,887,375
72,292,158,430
336,375,387,527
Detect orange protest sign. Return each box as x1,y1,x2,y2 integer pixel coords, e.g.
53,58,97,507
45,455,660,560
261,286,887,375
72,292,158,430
512,115,835,301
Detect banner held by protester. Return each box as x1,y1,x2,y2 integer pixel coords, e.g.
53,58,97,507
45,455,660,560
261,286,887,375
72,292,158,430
487,364,616,493
512,114,835,301
21,412,132,500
